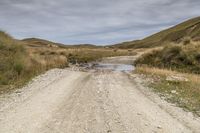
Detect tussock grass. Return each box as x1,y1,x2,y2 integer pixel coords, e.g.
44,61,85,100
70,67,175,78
0,31,30,93
136,66,200,116
0,31,69,94
135,41,200,74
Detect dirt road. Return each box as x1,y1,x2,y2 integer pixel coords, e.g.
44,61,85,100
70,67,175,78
0,56,200,133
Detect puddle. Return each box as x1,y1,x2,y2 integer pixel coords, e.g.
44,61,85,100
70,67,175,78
94,63,134,72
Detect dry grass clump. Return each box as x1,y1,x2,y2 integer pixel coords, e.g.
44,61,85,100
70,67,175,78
136,66,200,83
0,31,31,93
0,31,69,94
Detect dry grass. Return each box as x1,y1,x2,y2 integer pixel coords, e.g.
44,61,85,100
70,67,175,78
27,43,136,64
0,31,34,93
136,66,200,116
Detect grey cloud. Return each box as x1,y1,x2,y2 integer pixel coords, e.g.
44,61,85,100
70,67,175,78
0,0,199,45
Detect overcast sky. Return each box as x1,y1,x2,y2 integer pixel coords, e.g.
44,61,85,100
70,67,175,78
0,0,199,45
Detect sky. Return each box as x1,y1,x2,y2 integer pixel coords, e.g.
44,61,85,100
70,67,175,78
0,0,199,45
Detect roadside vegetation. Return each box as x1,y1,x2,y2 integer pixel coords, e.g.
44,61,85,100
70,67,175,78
136,66,200,116
135,40,200,74
0,31,70,94
135,39,200,116
0,31,35,94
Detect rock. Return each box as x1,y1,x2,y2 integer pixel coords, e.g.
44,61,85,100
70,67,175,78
137,113,142,115
157,125,162,129
107,130,112,133
171,90,177,94
166,75,188,82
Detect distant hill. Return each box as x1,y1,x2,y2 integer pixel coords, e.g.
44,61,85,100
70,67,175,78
22,38,99,49
22,38,71,48
113,16,200,48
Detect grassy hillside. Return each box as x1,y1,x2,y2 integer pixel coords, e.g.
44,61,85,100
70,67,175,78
22,38,70,48
114,16,200,48
22,38,100,49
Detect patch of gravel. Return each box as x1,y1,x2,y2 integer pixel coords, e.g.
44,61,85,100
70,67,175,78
0,68,69,113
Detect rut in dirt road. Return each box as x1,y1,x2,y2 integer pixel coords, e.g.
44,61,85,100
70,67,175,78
0,57,200,133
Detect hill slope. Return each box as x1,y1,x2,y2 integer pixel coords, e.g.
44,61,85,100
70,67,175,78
22,38,68,48
22,38,99,49
114,16,200,48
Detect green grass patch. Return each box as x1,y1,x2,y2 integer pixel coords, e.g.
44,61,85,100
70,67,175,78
151,79,200,115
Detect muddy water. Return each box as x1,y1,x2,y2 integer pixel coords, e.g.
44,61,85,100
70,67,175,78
95,63,134,72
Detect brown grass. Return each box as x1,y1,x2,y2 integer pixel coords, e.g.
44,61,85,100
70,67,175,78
26,43,136,65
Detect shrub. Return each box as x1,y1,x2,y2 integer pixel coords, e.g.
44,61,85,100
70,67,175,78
182,37,191,45
60,51,66,55
49,51,56,55
135,43,200,74
14,62,24,75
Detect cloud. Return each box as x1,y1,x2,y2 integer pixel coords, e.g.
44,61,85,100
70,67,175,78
0,0,199,45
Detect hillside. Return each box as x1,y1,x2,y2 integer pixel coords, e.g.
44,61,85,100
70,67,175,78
22,38,99,49
22,38,68,48
113,16,200,48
